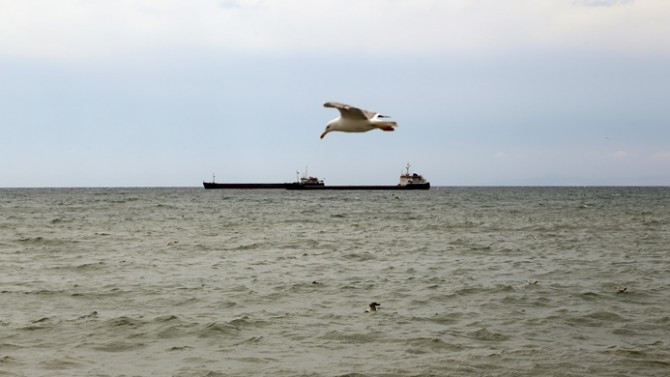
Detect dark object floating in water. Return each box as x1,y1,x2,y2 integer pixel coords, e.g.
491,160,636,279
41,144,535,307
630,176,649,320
616,286,628,294
366,302,381,312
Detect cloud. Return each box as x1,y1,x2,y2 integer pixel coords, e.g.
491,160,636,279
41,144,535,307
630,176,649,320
0,0,668,61
613,150,630,159
653,150,670,161
574,0,632,7
218,0,242,9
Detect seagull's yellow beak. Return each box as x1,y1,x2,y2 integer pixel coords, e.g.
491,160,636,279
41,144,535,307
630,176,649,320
320,130,328,139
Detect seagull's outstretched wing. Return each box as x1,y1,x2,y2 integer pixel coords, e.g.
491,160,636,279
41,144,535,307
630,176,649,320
324,102,377,120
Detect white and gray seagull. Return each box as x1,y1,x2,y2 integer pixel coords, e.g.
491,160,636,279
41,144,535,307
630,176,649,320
320,102,398,139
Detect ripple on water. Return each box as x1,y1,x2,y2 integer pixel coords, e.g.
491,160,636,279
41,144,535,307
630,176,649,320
403,337,466,352
319,330,383,344
198,322,241,338
467,328,511,342
93,341,146,353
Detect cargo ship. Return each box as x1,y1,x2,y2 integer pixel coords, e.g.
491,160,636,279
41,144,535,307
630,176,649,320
286,164,430,190
203,173,288,189
203,172,325,189
203,182,287,189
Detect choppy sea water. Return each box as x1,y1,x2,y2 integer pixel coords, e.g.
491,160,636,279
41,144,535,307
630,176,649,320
1,187,669,377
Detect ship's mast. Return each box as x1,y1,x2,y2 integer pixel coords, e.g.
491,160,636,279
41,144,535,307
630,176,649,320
405,163,411,175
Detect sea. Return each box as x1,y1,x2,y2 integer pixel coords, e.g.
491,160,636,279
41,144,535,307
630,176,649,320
1,187,669,377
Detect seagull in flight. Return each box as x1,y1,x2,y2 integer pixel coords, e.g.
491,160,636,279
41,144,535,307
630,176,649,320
320,102,398,139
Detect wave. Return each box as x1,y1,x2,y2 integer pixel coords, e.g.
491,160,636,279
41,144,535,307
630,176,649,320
93,341,145,352
0,355,18,365
403,337,465,352
198,322,241,338
319,330,383,344
466,328,510,342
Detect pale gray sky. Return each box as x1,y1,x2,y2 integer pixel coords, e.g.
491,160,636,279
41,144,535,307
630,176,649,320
1,0,669,186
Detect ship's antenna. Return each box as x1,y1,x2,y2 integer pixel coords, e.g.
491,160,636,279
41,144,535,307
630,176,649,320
405,163,411,175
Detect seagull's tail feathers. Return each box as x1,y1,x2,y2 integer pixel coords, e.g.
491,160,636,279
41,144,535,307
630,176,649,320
375,121,397,132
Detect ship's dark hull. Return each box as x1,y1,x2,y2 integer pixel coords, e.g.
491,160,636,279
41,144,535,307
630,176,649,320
286,183,430,190
203,182,288,189
204,181,429,190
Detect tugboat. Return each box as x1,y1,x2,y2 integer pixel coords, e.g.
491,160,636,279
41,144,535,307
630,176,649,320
286,163,430,190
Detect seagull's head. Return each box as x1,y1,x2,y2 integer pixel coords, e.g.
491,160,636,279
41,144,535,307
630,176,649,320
320,123,333,139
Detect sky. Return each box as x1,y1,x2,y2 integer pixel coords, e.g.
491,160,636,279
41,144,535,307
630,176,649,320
1,0,669,187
